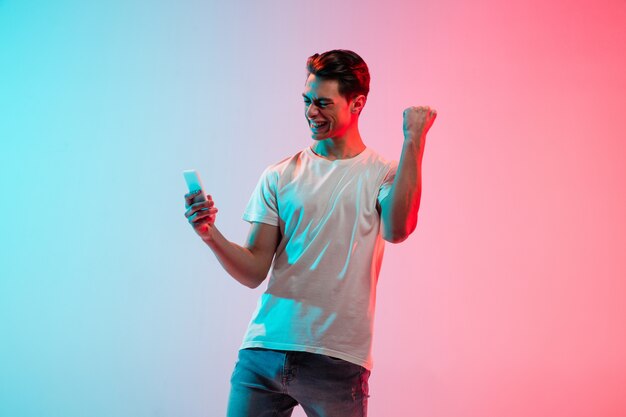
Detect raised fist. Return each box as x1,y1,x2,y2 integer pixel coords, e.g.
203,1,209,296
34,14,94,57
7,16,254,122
403,106,437,141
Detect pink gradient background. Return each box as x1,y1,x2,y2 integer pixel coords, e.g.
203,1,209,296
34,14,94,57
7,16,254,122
1,0,624,416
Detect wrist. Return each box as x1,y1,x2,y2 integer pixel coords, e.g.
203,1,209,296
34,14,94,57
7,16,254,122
404,131,422,142
403,135,423,148
402,137,425,161
200,225,218,245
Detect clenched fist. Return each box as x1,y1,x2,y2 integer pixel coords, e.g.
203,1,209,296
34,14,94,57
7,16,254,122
403,106,437,143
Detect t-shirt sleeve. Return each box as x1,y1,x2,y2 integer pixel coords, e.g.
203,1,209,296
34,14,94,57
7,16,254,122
243,167,280,226
377,161,398,205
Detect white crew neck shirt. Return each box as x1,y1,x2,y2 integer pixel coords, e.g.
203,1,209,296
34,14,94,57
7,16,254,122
241,146,397,370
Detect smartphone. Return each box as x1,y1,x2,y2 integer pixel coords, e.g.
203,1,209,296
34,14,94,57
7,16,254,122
183,170,207,202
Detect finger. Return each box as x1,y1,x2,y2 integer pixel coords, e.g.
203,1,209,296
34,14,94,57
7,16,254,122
200,199,215,208
185,199,213,215
184,189,203,200
184,191,197,207
185,204,215,220
190,192,213,208
198,194,213,206
189,208,218,223
192,220,212,233
184,201,215,218
190,214,216,229
184,189,203,208
189,214,214,226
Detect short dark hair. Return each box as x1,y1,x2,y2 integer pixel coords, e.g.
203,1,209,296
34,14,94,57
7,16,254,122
306,49,370,102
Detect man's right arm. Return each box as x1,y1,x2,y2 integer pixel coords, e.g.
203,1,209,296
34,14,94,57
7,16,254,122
202,222,279,289
184,190,280,289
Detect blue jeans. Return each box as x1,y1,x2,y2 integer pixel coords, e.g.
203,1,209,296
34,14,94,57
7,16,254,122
226,347,371,417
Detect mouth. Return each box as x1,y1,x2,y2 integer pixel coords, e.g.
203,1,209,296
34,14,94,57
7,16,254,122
309,120,329,131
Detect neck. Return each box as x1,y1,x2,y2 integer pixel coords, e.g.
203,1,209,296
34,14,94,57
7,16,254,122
311,123,365,160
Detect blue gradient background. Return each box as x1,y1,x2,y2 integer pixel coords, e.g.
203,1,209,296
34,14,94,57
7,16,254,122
1,1,625,416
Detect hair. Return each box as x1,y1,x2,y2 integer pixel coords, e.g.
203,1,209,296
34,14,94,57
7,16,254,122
306,49,370,103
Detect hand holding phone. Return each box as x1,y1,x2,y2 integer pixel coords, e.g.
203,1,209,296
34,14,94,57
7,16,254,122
183,170,218,237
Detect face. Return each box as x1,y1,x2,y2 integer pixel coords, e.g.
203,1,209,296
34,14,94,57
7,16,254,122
302,74,363,141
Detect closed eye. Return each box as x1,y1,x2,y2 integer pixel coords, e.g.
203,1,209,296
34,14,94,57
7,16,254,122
303,100,330,108
302,94,332,108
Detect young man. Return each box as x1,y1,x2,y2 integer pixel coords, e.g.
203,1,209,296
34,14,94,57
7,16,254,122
184,49,437,417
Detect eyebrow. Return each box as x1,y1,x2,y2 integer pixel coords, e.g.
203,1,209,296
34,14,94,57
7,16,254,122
302,94,333,102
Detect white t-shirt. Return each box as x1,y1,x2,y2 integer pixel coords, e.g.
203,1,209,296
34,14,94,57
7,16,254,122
241,146,397,370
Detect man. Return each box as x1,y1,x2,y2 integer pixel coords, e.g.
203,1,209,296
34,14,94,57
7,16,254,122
184,49,436,417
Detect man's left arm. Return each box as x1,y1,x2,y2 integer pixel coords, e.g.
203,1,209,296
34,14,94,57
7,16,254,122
380,106,437,243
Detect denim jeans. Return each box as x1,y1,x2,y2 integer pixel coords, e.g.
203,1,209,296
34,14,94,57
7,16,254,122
226,347,370,417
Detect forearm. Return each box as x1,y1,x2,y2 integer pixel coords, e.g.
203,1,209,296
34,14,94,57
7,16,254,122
383,139,424,242
202,226,268,289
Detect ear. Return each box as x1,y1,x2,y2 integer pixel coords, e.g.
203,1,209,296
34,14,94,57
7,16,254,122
350,94,366,115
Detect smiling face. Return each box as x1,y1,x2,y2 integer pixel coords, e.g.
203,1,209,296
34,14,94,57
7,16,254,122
303,73,364,141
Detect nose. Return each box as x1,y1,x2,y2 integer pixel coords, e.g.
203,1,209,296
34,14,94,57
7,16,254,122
306,103,319,119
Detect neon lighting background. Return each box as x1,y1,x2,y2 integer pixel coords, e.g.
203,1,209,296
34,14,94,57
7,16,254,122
1,0,625,416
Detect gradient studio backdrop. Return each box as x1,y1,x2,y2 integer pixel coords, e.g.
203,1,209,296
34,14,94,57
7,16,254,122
1,0,625,416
